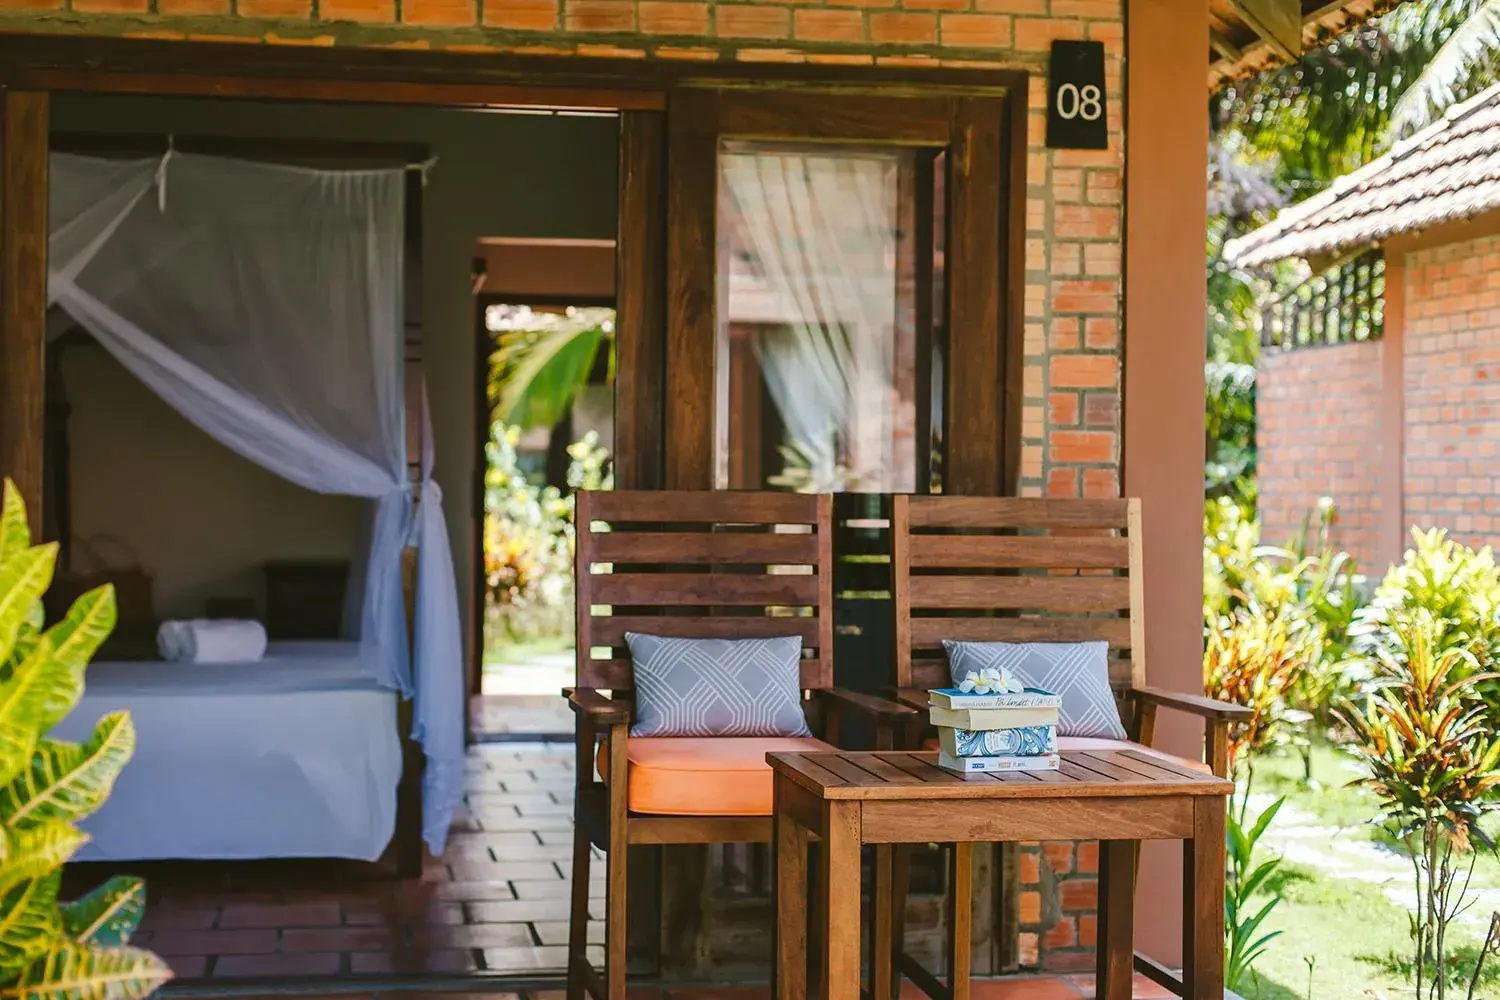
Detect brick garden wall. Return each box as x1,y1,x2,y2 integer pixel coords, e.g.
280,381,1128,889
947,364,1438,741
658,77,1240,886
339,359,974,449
1257,341,1383,569
1403,235,1500,551
0,0,1127,974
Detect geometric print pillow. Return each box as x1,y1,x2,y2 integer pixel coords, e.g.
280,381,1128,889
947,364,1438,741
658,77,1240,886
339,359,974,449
624,633,813,738
942,639,1127,740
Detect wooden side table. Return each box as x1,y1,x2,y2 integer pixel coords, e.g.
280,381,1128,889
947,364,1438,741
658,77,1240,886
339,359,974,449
767,749,1232,1000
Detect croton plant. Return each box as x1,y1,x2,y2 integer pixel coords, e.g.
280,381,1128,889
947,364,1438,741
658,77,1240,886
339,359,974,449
0,480,170,999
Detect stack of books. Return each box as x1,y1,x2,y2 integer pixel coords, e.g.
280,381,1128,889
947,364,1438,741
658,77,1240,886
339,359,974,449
929,686,1062,774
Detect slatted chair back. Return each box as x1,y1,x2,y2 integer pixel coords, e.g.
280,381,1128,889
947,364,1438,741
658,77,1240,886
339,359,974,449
573,489,836,696
891,495,1144,694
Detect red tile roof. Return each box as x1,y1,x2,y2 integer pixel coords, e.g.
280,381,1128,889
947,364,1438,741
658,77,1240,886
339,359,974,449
1224,83,1500,267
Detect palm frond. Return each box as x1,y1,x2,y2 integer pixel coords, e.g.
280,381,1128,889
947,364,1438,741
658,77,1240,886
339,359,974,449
1391,0,1500,134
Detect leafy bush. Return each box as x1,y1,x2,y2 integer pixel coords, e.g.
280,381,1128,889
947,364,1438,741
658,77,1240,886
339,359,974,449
1204,602,1316,787
0,480,171,1000
482,422,613,653
1205,360,1256,511
1341,612,1500,1000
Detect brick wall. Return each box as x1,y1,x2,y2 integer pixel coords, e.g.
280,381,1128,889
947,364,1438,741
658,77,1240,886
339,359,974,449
1257,341,1383,568
0,0,1126,974
1403,235,1500,550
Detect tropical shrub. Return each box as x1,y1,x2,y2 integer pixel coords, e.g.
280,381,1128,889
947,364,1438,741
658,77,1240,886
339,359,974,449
0,480,171,1000
1341,611,1500,1000
483,423,614,652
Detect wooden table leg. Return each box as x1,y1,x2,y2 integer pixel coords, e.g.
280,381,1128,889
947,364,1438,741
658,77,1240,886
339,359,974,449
946,842,973,1000
1183,796,1227,1000
774,776,810,1000
1096,840,1135,1000
820,800,862,1000
871,844,893,1000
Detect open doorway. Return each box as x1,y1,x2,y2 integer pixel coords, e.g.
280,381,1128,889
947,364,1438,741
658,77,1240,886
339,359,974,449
470,240,616,740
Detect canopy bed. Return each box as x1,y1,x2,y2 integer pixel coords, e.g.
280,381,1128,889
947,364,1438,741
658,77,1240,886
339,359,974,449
37,145,462,872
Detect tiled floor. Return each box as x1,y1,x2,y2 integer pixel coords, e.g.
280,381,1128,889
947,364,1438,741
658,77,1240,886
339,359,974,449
217,975,1178,999
125,742,602,983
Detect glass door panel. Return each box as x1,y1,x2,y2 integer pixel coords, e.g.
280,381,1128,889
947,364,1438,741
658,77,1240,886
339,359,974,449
715,141,941,494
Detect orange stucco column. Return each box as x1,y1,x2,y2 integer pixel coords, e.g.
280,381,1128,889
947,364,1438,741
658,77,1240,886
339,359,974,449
1123,0,1209,967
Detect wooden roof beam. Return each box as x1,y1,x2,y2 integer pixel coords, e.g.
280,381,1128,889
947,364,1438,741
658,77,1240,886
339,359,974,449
1226,0,1303,61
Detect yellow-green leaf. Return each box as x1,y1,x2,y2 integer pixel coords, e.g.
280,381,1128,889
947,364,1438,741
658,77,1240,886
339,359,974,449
0,874,60,974
45,588,116,677
0,822,87,893
0,639,80,789
1,943,171,1000
0,546,57,668
60,877,144,949
1,716,135,828
0,483,30,570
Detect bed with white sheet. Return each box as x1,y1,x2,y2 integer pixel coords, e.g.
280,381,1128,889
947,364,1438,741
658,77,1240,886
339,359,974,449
53,641,403,863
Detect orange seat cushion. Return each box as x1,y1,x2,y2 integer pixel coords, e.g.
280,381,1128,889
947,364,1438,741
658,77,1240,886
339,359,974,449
598,736,835,816
919,735,1211,774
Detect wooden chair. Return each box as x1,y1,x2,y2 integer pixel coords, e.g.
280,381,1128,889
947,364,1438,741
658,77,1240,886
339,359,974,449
563,489,915,1000
874,495,1250,998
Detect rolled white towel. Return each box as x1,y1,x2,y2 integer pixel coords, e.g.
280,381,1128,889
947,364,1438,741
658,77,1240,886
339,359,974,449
156,619,268,663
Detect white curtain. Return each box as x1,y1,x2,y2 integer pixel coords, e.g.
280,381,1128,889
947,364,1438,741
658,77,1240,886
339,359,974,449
46,152,461,852
720,149,901,492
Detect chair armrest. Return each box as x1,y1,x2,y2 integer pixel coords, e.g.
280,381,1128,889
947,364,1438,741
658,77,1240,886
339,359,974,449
817,688,920,722
893,687,930,712
564,687,632,726
1130,686,1251,722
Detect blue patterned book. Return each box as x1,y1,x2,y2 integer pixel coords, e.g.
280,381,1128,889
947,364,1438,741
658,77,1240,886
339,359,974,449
937,724,1058,758
937,751,1060,774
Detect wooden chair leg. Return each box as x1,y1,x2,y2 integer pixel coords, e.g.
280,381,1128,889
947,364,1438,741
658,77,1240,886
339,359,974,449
871,844,893,1000
567,821,593,1000
889,843,911,997
946,843,972,1000
605,725,630,1000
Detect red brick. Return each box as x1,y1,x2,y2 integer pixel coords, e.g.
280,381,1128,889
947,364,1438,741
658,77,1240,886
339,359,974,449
1048,392,1078,427
1042,841,1075,873
1081,468,1117,499
1018,850,1040,885
1014,15,1086,51
1046,468,1077,498
1083,392,1117,427
1018,889,1041,925
939,13,1010,46
1051,354,1117,389
403,0,475,24
1077,913,1097,948
869,11,936,43
717,5,791,38
320,0,394,21
639,0,709,33
212,953,341,977
1050,431,1113,464
484,0,556,27
793,8,864,41
1059,878,1097,912
1042,916,1076,949
281,926,399,952
1051,0,1118,14
236,0,311,17
972,0,1042,9
1076,841,1099,874
1084,317,1118,349
563,0,633,31
71,0,149,12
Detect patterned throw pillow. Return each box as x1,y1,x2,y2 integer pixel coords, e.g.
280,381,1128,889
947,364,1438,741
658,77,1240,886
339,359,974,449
943,639,1126,740
624,633,813,738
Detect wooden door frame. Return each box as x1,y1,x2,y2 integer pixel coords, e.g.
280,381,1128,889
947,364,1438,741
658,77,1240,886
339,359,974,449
661,84,1027,497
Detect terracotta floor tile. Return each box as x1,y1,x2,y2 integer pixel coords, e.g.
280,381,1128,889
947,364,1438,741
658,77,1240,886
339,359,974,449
481,813,574,833
219,901,343,928
480,944,569,972
432,880,524,902
138,906,218,932
415,923,538,950
212,952,342,977
349,948,481,974
512,879,601,901
164,955,208,979
531,919,603,946
467,898,575,923
281,926,400,952
970,977,1083,1000
149,929,278,956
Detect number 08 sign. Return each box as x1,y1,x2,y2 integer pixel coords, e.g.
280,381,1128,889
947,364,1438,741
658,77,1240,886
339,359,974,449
1046,40,1108,151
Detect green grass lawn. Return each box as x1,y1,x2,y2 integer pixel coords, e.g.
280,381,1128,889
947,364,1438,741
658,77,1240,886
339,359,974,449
483,634,573,667
1235,744,1500,1000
